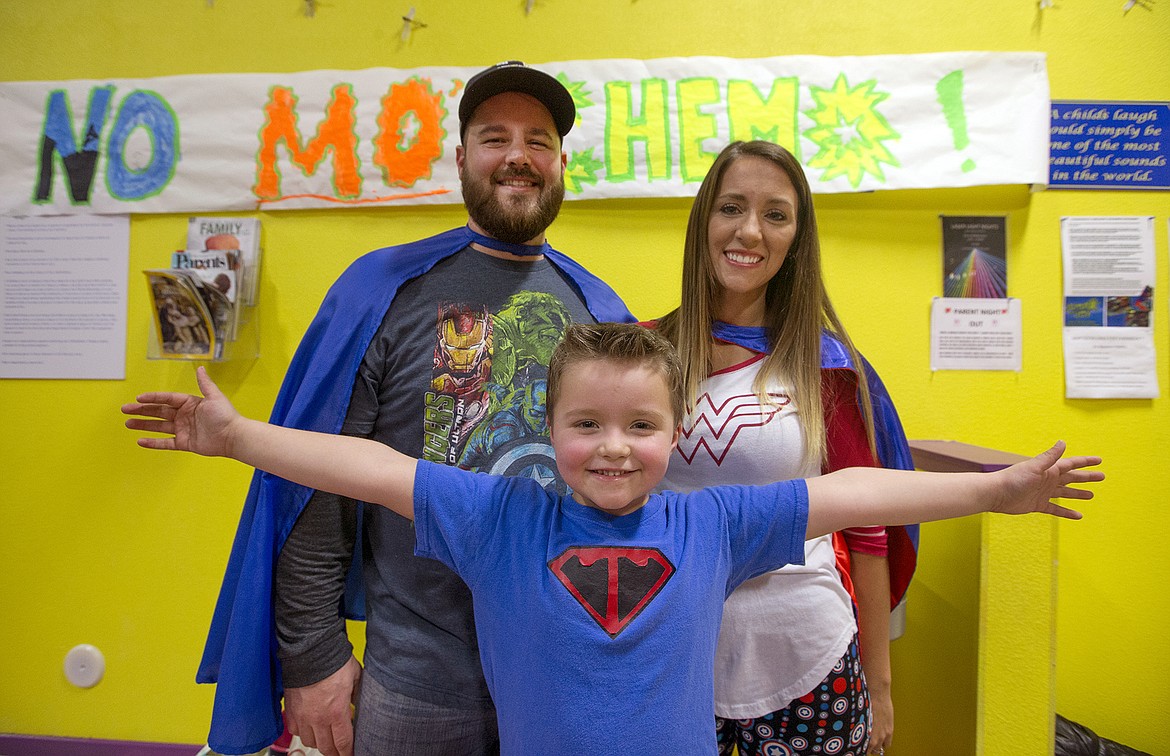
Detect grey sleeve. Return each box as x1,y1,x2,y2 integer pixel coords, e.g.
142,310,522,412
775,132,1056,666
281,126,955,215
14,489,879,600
274,487,359,688
274,326,387,688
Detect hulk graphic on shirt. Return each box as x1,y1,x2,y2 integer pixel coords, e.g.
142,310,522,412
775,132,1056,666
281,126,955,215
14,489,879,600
458,291,572,494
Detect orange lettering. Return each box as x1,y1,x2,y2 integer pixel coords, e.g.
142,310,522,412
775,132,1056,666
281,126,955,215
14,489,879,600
374,78,446,187
254,84,361,199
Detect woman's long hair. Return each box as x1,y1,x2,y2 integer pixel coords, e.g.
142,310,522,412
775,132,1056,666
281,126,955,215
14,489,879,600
657,140,876,468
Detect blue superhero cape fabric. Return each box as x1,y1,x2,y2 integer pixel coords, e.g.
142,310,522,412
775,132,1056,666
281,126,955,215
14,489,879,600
196,227,634,754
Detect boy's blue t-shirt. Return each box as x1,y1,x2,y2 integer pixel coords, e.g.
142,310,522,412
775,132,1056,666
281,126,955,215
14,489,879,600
413,460,809,755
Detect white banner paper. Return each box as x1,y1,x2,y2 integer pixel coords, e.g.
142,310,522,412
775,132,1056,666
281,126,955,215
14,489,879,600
0,52,1050,216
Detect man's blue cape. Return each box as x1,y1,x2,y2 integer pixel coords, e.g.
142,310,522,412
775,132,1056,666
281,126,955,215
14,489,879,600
196,227,634,754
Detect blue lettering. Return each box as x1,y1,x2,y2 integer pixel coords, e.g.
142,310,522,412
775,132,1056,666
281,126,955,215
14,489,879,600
106,90,178,200
35,86,114,203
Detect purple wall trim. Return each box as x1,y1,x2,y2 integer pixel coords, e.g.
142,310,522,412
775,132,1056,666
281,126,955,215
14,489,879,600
0,734,204,756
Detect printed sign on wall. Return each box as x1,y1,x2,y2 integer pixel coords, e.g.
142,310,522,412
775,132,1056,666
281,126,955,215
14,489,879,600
1061,216,1158,399
0,52,1051,216
1048,101,1169,190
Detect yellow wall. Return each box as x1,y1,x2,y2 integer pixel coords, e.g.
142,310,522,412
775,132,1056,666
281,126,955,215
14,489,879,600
1,1,1166,753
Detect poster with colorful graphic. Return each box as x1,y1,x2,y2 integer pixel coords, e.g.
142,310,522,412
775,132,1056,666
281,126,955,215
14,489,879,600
941,215,1007,298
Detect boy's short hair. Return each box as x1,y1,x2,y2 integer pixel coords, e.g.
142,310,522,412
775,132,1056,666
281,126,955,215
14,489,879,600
547,323,684,425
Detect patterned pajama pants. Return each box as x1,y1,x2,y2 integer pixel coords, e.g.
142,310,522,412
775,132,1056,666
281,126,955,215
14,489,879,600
715,635,871,756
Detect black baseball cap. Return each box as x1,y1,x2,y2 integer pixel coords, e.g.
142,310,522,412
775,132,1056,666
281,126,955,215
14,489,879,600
458,61,575,139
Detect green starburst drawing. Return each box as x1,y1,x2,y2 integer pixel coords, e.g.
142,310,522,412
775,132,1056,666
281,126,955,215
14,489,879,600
802,74,900,187
556,73,594,127
565,148,605,194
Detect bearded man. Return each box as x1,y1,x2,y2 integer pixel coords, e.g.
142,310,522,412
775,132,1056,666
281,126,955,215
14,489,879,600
196,62,632,756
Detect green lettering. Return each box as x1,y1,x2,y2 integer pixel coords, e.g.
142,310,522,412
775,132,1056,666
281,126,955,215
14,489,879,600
677,77,720,183
604,79,671,183
727,78,800,156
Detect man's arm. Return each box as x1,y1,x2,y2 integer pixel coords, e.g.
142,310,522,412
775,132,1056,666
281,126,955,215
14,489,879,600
275,490,361,756
276,320,395,756
805,442,1102,538
276,490,359,687
122,367,418,520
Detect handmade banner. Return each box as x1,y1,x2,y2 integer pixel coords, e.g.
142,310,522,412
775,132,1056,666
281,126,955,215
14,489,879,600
0,52,1050,216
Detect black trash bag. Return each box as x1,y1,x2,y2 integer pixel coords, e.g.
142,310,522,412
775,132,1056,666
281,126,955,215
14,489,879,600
1055,714,1152,756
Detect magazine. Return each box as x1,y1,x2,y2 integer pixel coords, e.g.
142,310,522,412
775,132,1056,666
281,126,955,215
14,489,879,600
144,270,218,360
186,217,261,305
172,248,240,303
187,269,239,343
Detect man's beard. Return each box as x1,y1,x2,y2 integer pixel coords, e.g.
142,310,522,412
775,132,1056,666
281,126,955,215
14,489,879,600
462,167,565,245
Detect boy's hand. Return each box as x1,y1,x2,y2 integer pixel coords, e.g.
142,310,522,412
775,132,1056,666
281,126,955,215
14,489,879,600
992,441,1103,519
122,366,240,457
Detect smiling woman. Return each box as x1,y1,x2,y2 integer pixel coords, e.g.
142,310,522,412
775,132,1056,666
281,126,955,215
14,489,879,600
705,156,799,325
655,140,918,756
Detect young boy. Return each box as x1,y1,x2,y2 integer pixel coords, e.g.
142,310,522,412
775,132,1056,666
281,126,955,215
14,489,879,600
122,322,1102,755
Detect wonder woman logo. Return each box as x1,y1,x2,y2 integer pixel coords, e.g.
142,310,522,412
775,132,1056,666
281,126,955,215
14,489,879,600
675,391,791,465
548,547,675,638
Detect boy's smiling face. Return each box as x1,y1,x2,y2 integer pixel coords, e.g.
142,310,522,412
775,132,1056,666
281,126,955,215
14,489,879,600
549,357,680,517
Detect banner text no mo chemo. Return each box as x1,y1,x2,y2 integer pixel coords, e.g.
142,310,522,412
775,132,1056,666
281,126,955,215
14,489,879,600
0,52,1051,216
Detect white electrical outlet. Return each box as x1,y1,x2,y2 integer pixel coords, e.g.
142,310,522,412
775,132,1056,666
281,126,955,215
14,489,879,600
63,644,105,688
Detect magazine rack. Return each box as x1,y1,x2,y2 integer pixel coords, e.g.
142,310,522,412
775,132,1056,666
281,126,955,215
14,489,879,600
145,300,259,362
144,216,262,362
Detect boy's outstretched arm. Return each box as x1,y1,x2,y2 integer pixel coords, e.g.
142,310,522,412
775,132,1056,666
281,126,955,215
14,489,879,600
804,441,1103,539
121,367,417,520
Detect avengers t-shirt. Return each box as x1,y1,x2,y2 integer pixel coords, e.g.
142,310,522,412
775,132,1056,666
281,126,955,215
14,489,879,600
351,247,597,706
